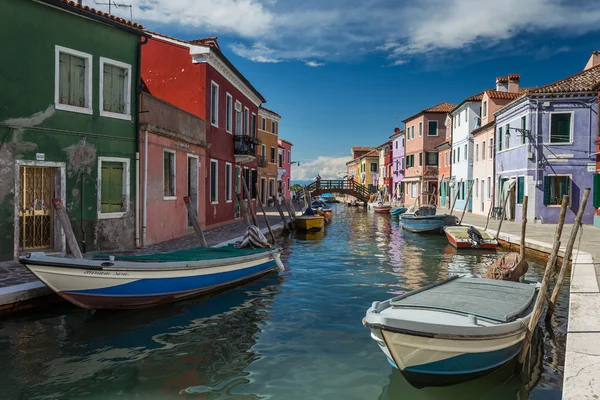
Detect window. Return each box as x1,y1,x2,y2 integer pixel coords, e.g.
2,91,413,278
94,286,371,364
505,124,510,150
210,160,218,203
458,112,461,127
475,144,479,162
226,93,233,133
269,179,275,197
262,144,266,157
453,149,456,163
464,144,467,162
210,82,219,127
550,113,572,143
521,116,526,145
498,127,503,151
483,101,487,117
271,147,276,163
418,152,422,167
235,101,242,135
425,151,438,166
243,107,249,135
55,46,92,114
251,169,258,199
428,120,438,136
517,176,525,204
163,150,176,199
411,182,417,198
252,113,257,137
482,141,486,160
402,137,405,147
489,138,494,158
400,158,403,169
99,57,131,119
411,126,415,139
594,174,600,208
475,179,479,198
457,147,460,163
487,177,491,199
226,163,232,202
287,151,290,163
98,157,129,218
262,117,266,131
544,175,571,205
272,121,276,133
419,122,423,137
370,163,378,172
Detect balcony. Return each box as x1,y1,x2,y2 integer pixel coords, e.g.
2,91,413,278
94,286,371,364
257,156,268,168
234,135,261,163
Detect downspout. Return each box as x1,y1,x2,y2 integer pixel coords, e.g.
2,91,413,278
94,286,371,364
135,35,149,248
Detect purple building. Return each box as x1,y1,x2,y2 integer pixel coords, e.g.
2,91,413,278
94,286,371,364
390,127,405,202
494,54,600,224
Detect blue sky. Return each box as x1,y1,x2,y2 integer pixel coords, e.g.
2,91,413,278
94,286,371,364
88,0,600,179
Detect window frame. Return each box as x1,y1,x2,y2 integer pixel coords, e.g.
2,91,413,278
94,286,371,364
225,93,233,133
243,107,249,136
516,175,525,205
54,45,93,115
252,112,257,137
99,56,132,120
261,116,266,131
97,156,130,219
272,121,276,133
548,111,574,145
225,162,232,203
163,149,177,200
475,143,479,162
419,122,423,137
210,159,219,204
427,120,438,136
235,101,242,135
270,147,276,164
210,81,219,127
546,174,572,206
482,101,487,118
482,141,486,160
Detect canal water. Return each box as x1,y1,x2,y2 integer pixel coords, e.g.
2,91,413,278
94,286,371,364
0,205,568,400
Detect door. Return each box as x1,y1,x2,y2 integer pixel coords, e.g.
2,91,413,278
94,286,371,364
19,166,55,251
187,157,198,226
235,166,241,219
481,184,485,212
261,178,267,205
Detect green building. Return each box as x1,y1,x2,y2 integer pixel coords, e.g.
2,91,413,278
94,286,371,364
0,0,147,261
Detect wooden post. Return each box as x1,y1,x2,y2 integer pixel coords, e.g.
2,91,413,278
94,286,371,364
546,188,591,319
183,196,208,247
241,177,259,226
519,196,528,261
283,197,297,229
517,195,569,368
273,195,290,230
484,187,495,230
236,193,250,227
495,182,514,240
254,186,276,244
449,179,462,215
459,180,474,225
52,198,83,258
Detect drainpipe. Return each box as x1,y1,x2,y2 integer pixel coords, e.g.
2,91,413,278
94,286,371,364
135,35,149,248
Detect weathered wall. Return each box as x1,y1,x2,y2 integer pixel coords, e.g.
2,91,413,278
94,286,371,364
0,1,140,260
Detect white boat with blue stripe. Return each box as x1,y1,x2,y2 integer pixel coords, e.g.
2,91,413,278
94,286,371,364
20,245,284,310
364,275,538,387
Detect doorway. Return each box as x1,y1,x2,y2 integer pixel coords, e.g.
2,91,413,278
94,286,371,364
187,156,199,227
261,178,267,205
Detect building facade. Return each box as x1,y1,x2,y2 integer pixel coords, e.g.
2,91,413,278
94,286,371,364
595,88,600,227
359,151,380,190
278,139,293,199
258,107,280,205
436,114,452,207
495,60,600,224
390,129,405,202
0,0,145,261
141,33,265,228
403,103,455,206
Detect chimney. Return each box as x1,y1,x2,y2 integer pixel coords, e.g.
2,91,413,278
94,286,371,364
496,76,508,92
507,74,520,93
77,0,82,4
584,51,600,71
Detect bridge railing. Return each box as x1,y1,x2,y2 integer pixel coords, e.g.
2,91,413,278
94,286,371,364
304,179,371,201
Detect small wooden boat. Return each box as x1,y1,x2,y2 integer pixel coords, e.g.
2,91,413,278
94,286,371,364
295,214,325,232
316,209,332,222
444,226,498,250
373,204,392,214
19,245,283,310
390,207,407,218
401,213,457,234
364,275,538,387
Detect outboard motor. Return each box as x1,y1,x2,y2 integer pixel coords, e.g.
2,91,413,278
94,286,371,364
467,226,484,248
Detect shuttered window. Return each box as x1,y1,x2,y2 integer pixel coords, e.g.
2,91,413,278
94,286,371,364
521,116,527,145
428,120,438,136
100,162,124,213
418,152,422,167
517,176,525,204
164,151,176,198
58,52,86,108
498,127,503,151
102,63,127,114
210,160,218,203
544,175,570,205
210,82,219,126
425,151,438,166
226,163,232,202
593,174,600,208
550,113,572,143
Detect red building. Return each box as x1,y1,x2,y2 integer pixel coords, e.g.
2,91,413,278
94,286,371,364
141,34,266,227
278,139,293,199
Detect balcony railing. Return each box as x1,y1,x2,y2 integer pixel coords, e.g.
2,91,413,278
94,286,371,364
234,135,261,156
257,156,268,167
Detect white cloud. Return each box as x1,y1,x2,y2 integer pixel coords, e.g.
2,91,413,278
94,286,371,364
305,61,325,67
89,0,600,66
292,156,351,180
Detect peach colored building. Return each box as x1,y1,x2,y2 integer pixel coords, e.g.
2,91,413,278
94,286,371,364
402,103,455,206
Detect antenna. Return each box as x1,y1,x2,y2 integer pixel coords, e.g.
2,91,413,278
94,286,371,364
95,0,133,20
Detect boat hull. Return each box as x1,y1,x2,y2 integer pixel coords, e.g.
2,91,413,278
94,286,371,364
295,215,325,232
401,214,457,234
373,206,392,214
21,250,282,309
444,226,498,250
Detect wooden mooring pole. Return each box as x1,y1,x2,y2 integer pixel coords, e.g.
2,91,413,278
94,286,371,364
254,186,277,244
242,177,259,227
273,195,291,231
449,179,462,216
459,180,474,225
237,193,251,227
283,197,297,229
519,196,528,261
183,196,208,247
52,198,83,258
495,182,514,240
484,186,495,230
517,195,569,368
546,188,591,320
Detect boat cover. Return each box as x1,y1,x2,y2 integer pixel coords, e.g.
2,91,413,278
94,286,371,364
390,277,536,323
95,244,269,263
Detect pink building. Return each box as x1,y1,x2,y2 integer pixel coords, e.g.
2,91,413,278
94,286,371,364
278,139,293,199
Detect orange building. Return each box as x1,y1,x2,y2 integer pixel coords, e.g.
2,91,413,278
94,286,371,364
257,106,280,205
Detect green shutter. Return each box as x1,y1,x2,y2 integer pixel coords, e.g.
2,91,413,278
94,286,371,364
104,64,126,113
543,176,551,205
521,116,527,145
59,53,70,105
594,174,600,208
517,176,524,204
498,127,503,151
101,162,124,213
70,54,86,108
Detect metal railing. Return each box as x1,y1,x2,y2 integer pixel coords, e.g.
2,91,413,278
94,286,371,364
304,179,372,202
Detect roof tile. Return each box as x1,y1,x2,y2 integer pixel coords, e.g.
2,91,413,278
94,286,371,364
53,0,143,29
403,102,456,123
529,64,600,93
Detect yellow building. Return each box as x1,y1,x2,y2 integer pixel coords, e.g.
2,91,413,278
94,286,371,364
358,150,379,191
257,106,280,205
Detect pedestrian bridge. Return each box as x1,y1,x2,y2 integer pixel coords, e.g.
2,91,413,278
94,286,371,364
304,180,372,203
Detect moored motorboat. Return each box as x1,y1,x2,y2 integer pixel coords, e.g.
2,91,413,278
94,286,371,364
19,245,284,310
373,204,392,214
444,225,498,250
401,213,457,234
364,275,538,387
390,207,407,218
295,214,325,232
316,209,332,222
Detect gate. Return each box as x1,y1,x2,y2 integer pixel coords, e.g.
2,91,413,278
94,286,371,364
19,166,55,250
